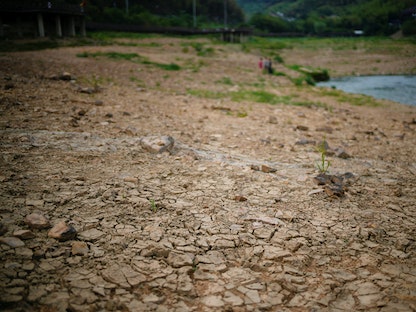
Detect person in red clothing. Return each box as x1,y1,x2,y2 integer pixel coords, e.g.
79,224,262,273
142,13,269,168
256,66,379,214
258,57,264,71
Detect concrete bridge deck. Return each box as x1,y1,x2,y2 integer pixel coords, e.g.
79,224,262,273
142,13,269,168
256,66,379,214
0,1,85,38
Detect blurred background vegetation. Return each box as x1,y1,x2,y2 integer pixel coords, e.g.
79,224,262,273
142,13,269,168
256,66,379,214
19,0,416,36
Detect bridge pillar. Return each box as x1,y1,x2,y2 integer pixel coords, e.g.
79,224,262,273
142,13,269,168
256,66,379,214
15,16,22,37
55,15,62,37
37,13,45,37
80,17,86,37
68,16,75,36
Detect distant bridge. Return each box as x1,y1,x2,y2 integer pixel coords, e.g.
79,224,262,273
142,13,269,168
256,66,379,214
0,1,86,38
86,22,252,43
0,1,252,42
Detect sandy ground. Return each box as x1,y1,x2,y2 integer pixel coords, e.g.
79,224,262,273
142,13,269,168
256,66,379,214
0,36,416,311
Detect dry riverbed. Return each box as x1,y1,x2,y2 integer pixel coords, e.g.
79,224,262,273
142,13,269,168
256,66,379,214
0,36,416,311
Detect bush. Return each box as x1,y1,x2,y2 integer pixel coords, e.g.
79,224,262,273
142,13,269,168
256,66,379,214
402,20,416,36
249,14,291,33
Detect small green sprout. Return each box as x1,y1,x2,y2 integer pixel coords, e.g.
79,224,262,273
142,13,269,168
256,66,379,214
149,199,158,213
315,139,331,173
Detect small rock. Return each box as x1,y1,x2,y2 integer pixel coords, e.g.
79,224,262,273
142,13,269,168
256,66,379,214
77,109,87,116
79,87,95,94
48,221,77,241
59,72,72,81
25,213,50,229
13,229,35,240
71,241,89,256
261,165,277,173
296,125,309,131
313,173,331,185
26,199,44,207
0,237,25,248
4,83,15,90
123,176,138,183
316,126,333,133
234,195,247,202
268,116,278,124
140,136,175,154
295,138,315,145
94,100,104,106
324,184,344,197
0,222,8,235
250,164,260,171
334,147,351,159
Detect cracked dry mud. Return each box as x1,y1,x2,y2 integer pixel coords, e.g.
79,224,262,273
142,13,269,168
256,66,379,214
0,37,416,311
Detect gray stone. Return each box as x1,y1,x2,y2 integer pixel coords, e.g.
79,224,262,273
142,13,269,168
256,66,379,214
0,237,25,247
25,213,50,229
48,221,77,241
71,241,89,256
15,247,33,258
13,229,35,239
140,136,175,154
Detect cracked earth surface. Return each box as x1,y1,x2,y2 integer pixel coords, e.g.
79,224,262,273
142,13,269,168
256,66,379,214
0,37,416,311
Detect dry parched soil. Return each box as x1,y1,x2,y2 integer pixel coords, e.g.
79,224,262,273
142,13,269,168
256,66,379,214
0,37,416,311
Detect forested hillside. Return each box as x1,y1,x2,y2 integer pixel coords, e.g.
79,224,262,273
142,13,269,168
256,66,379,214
57,0,416,35
67,0,245,28
237,0,416,35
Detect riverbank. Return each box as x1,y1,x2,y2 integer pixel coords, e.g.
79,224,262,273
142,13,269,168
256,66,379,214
0,35,415,311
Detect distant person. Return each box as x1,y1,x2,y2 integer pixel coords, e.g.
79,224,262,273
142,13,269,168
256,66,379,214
47,1,52,9
258,57,264,71
267,58,273,74
263,58,270,74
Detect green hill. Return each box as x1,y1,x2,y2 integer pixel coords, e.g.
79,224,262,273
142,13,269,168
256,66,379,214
237,0,416,36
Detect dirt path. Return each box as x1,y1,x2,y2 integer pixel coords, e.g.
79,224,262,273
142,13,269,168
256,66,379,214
1,37,416,311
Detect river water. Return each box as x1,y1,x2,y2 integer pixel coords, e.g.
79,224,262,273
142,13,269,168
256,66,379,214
317,75,416,106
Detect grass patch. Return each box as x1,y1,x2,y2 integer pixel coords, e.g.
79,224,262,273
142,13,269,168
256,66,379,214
0,40,60,52
188,88,326,108
76,51,181,71
154,63,181,71
181,42,215,57
242,37,288,53
339,94,381,107
77,75,113,89
129,76,146,87
318,87,381,107
89,31,159,41
183,59,206,72
77,51,142,61
230,90,286,104
187,89,225,99
215,77,234,85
